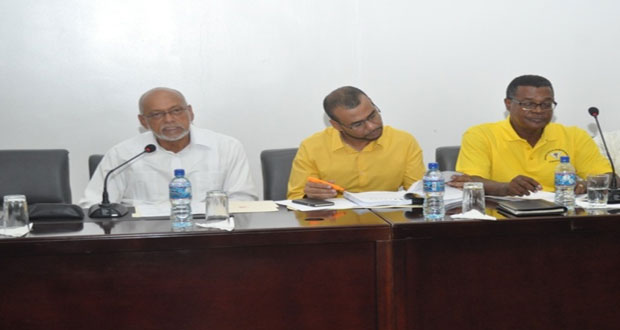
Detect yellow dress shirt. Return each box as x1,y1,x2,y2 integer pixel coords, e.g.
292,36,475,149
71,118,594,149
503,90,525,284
287,126,425,199
456,117,611,191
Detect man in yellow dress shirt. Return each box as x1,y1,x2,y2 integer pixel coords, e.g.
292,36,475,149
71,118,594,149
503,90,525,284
449,75,611,196
287,86,425,200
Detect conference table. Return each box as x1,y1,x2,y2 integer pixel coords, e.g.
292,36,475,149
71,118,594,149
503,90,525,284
0,208,392,330
2,204,620,330
372,204,620,330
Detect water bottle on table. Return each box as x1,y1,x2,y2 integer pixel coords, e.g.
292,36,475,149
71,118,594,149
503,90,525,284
423,162,445,220
170,169,192,228
554,156,576,211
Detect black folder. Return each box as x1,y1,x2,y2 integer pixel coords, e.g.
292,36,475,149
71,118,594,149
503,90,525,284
496,199,567,217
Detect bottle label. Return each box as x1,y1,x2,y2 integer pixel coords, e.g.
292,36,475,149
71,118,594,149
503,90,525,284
555,173,576,186
423,180,445,193
170,186,191,199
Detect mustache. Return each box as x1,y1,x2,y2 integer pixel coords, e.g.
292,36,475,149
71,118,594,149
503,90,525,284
161,125,184,130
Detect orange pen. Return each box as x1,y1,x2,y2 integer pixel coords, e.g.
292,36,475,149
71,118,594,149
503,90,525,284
307,177,345,192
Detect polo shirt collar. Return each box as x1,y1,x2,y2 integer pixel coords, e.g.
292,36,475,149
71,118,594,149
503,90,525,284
501,116,557,144
330,127,347,152
329,126,386,152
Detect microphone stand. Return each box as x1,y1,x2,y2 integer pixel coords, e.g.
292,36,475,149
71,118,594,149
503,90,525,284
89,146,155,218
590,109,620,204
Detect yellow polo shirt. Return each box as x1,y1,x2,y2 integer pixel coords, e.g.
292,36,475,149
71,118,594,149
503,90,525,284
456,117,611,191
287,126,424,199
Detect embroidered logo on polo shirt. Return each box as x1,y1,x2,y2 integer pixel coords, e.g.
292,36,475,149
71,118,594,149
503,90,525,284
545,149,568,162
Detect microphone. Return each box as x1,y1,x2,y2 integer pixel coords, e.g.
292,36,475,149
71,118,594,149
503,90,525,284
588,107,620,203
88,144,157,218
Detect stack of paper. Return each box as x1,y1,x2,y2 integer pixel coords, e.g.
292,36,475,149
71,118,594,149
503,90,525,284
343,191,411,207
406,178,463,210
276,198,359,211
487,190,556,203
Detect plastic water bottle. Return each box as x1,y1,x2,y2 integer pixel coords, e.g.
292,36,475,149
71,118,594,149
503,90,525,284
423,162,445,220
170,169,192,228
554,156,576,211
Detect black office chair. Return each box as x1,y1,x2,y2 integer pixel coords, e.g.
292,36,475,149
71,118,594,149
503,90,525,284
435,146,461,171
260,148,298,200
88,154,104,178
0,149,72,204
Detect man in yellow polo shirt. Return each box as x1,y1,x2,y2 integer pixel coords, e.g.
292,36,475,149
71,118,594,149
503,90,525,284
287,86,425,200
449,74,611,196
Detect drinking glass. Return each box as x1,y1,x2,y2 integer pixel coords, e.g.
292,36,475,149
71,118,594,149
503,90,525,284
462,182,485,214
587,174,610,208
3,195,29,229
204,190,229,221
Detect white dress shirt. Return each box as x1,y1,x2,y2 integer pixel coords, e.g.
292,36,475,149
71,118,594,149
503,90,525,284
594,130,620,176
79,126,258,207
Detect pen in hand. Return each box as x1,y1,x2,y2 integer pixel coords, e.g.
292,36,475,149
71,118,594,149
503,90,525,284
307,177,345,192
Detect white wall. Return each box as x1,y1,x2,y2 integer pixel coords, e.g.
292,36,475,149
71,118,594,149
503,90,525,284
2,0,620,202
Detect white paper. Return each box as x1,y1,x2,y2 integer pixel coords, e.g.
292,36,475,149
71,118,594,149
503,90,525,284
134,200,280,218
487,190,556,202
0,223,31,238
575,195,620,209
451,209,496,220
441,171,463,182
194,217,235,231
229,200,279,213
406,178,463,209
343,191,411,207
276,198,360,211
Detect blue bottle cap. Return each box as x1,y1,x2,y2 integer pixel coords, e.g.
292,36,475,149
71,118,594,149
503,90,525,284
428,162,439,170
560,156,570,163
174,169,185,177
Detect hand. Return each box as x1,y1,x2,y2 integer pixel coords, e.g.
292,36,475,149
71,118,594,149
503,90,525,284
575,180,587,194
446,174,473,188
304,181,338,199
504,175,542,196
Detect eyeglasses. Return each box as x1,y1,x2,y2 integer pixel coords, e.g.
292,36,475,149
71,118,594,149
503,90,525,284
511,99,557,111
142,106,189,121
338,109,382,130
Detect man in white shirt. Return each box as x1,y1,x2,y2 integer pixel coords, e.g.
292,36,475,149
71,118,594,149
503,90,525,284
79,87,257,207
594,131,620,177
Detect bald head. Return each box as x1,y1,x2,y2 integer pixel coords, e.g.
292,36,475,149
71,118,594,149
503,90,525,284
323,86,371,121
139,87,188,114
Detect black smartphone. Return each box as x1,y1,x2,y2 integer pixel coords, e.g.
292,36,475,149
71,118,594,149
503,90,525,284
292,198,335,207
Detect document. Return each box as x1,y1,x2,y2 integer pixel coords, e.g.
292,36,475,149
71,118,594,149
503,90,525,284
279,171,468,211
276,198,359,211
229,200,279,213
487,190,556,202
343,190,411,207
133,200,279,218
406,176,463,210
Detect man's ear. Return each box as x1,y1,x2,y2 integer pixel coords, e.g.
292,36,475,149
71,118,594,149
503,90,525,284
503,98,512,111
138,114,149,130
187,105,195,122
330,119,344,132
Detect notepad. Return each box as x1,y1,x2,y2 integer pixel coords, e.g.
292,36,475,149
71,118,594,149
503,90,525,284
496,199,567,217
343,191,412,207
